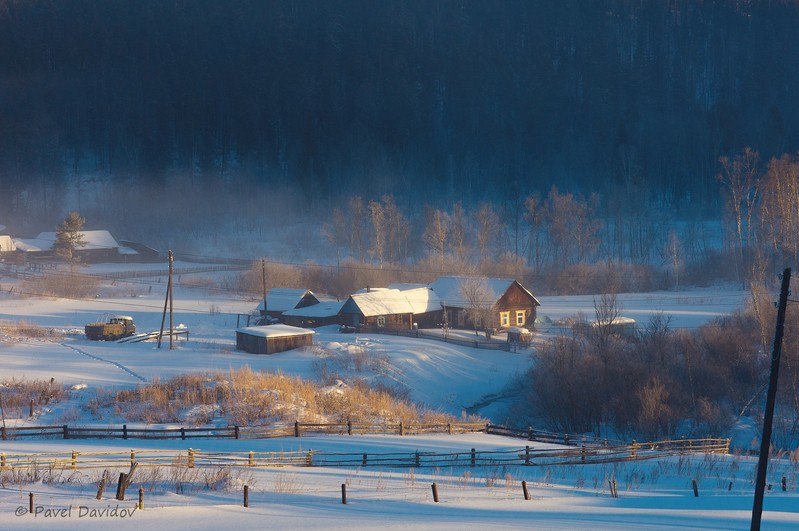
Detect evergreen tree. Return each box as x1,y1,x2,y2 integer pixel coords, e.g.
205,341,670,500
54,212,87,265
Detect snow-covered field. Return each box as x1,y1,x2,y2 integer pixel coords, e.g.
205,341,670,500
2,264,796,529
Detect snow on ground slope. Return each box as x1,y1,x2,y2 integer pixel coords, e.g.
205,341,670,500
0,434,796,530
2,266,783,529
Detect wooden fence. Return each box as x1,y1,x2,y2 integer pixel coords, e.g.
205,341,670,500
358,326,511,351
0,437,730,473
0,421,489,442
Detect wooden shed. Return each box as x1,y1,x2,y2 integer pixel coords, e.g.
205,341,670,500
235,324,314,354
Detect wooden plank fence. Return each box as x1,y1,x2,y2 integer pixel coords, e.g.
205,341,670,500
358,327,511,351
0,437,730,473
0,421,489,441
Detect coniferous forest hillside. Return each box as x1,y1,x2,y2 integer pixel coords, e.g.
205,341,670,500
2,1,799,279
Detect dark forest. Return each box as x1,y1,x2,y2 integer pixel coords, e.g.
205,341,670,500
1,1,798,255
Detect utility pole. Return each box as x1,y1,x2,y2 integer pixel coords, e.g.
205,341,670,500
169,250,174,350
262,259,267,319
157,250,174,349
751,267,791,531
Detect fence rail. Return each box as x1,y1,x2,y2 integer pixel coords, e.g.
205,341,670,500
0,437,730,473
358,326,511,351
0,421,489,441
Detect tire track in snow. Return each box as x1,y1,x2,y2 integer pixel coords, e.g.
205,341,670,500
61,343,148,383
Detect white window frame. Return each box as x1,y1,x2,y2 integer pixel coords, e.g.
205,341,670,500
376,315,385,327
500,312,510,327
516,311,525,326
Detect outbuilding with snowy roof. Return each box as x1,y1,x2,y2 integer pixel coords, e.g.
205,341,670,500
235,324,315,354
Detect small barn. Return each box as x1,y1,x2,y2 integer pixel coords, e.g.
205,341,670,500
235,324,314,354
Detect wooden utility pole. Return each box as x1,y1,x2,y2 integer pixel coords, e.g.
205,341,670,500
261,259,267,318
169,250,174,349
157,250,174,349
751,267,791,531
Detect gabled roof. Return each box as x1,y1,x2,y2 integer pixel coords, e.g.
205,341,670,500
256,288,318,312
14,230,120,252
428,276,540,308
343,288,441,317
282,300,345,318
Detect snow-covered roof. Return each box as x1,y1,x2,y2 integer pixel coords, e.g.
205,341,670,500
256,288,317,312
14,230,121,252
0,235,16,252
38,230,120,250
345,287,441,317
236,324,315,338
592,316,636,326
282,300,345,318
428,276,516,308
401,287,441,314
389,283,429,291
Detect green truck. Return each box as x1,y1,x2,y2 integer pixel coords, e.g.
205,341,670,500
84,315,136,341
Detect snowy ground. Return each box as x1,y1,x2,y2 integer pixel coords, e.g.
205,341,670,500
2,264,794,529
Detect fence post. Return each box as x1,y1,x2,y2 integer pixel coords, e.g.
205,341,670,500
399,421,404,436
235,426,240,440
431,482,439,503
29,492,34,514
525,446,531,466
528,426,533,441
188,449,195,468
29,399,34,417
782,476,787,492
243,485,249,508
471,448,476,467
447,423,452,434
347,418,352,436
725,438,730,454
415,451,420,467
123,424,128,440
248,451,254,467
138,487,144,510
181,427,185,440
305,450,313,466
341,483,347,505
522,480,530,500
71,450,77,470
130,450,136,466
692,479,699,497
294,421,300,437
630,440,638,460
362,453,367,467
581,445,586,463
63,425,69,440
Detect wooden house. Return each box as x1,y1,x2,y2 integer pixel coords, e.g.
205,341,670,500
256,288,320,321
13,230,132,263
428,276,540,331
339,287,440,330
235,324,314,354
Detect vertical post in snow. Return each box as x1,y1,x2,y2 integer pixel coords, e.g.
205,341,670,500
169,250,174,350
262,259,267,319
751,267,791,531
